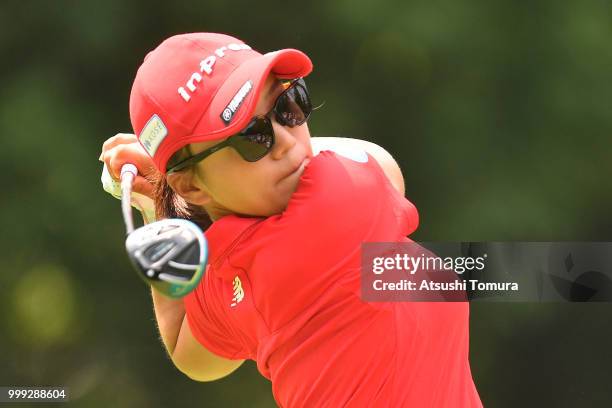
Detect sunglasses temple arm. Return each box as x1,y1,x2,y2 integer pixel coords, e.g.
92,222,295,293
120,163,138,235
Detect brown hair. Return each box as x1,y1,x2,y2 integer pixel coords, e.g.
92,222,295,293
152,147,213,232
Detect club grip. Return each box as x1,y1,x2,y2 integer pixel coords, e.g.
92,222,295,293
120,163,138,192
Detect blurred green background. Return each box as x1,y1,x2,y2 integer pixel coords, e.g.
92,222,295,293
1,0,611,406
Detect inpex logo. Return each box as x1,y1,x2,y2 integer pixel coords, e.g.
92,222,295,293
177,42,252,102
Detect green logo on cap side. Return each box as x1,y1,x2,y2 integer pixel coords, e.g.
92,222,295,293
139,114,167,156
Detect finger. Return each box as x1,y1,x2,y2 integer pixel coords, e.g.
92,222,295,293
102,144,126,180
137,160,159,180
105,144,154,180
100,133,139,160
101,133,138,152
132,176,155,198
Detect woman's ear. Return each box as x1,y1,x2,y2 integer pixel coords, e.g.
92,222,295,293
166,171,212,206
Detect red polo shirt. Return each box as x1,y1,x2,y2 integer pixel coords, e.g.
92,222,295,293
184,150,482,407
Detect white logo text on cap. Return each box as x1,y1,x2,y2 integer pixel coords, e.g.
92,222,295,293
178,43,252,102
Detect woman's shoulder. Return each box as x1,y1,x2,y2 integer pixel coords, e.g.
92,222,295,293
311,137,405,195
311,137,369,163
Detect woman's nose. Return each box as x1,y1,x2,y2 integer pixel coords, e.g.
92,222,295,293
269,121,296,160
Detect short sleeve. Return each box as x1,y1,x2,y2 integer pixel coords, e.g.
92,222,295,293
183,268,249,360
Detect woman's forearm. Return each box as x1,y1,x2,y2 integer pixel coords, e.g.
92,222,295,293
151,287,186,356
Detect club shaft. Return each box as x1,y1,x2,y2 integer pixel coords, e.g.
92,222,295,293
120,164,138,235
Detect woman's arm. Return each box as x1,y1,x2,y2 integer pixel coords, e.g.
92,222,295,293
100,133,244,381
172,313,245,381
311,137,405,195
152,289,244,381
151,288,184,355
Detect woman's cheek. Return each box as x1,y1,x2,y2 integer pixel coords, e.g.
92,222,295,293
260,188,286,215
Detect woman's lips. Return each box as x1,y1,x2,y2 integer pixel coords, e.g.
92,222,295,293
279,157,310,183
294,157,310,174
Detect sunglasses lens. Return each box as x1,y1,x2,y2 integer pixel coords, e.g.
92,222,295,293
225,79,311,163
232,117,274,161
275,80,312,127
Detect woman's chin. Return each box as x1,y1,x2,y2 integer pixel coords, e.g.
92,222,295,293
261,192,294,217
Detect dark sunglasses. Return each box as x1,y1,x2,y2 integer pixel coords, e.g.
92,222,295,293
166,78,312,174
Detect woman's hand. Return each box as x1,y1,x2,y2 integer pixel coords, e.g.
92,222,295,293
99,133,158,199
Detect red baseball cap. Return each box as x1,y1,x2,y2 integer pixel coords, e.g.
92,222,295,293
129,32,313,174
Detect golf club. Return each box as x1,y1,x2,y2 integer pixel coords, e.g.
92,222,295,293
120,163,208,298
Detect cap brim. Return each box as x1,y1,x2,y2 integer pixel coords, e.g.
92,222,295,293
185,48,313,146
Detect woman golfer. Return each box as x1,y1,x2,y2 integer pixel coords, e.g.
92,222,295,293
100,32,482,407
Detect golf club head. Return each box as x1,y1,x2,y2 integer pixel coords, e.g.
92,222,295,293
125,218,208,298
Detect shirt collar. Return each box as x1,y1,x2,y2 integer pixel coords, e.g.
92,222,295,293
204,214,264,269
